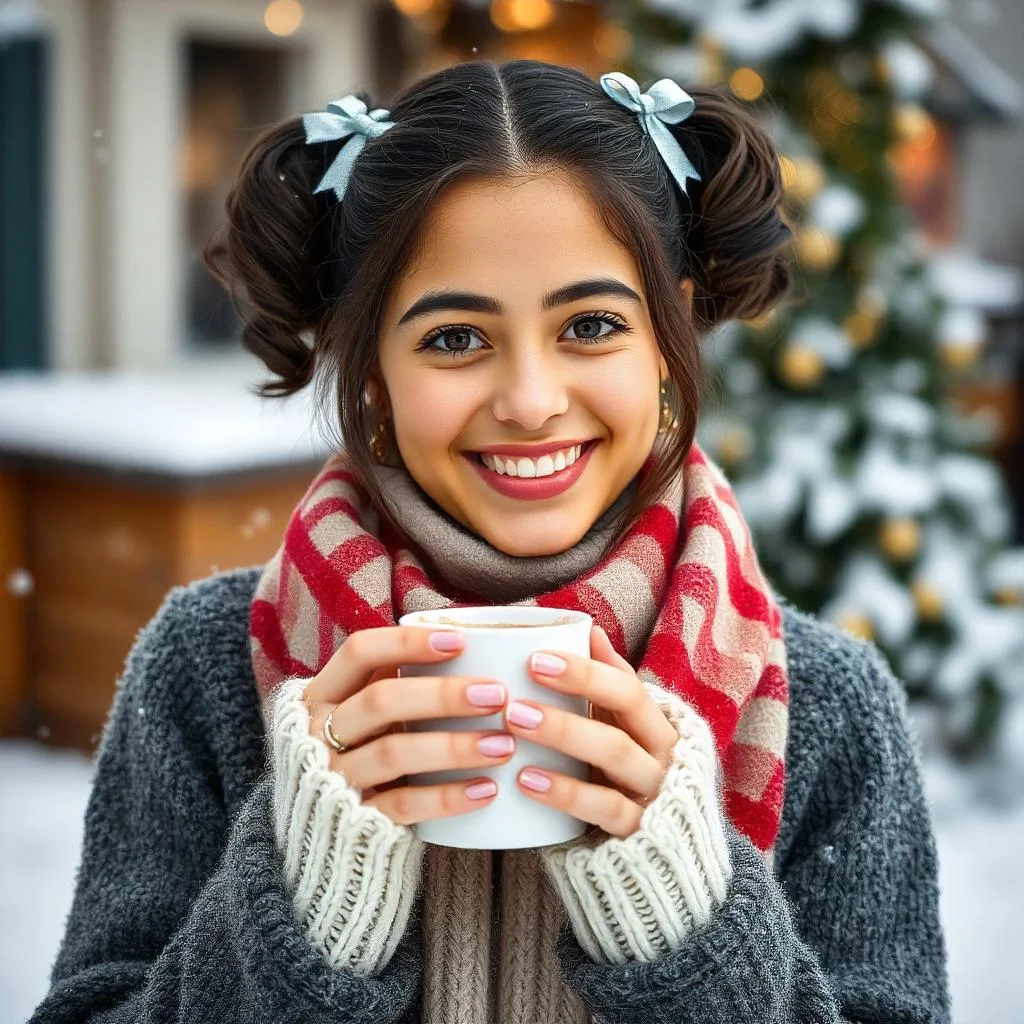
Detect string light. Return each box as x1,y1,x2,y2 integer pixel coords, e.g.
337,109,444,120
263,0,303,37
490,0,555,32
393,0,438,15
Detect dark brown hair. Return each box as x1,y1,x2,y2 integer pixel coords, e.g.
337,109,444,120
205,59,791,543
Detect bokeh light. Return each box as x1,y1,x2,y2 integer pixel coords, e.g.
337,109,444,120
729,67,764,102
263,0,303,37
491,0,555,33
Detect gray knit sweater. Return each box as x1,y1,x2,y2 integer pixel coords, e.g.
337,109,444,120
31,566,950,1024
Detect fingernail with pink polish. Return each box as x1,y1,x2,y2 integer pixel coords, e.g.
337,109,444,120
531,653,566,676
520,769,551,793
478,734,515,757
467,682,506,707
465,780,498,801
507,701,543,729
430,631,464,652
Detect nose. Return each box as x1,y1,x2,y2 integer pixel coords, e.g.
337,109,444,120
489,346,570,432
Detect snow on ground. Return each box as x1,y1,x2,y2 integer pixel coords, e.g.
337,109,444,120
1,736,1023,1024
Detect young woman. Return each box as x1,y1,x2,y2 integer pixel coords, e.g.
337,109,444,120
31,60,950,1024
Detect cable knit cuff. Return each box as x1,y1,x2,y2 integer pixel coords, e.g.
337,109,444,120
270,678,425,976
540,683,733,965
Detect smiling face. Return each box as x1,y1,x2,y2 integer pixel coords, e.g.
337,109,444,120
376,169,668,557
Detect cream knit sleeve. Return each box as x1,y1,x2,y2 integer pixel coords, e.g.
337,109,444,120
269,678,425,976
540,682,733,965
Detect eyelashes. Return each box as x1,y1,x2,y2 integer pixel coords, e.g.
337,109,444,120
414,311,633,359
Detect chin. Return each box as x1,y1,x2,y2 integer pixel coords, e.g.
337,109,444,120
475,516,593,558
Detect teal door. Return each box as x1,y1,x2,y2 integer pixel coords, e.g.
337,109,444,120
0,36,48,370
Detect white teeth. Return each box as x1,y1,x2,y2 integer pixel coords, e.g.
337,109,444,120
480,443,588,479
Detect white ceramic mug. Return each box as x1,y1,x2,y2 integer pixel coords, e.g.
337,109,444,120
397,605,593,850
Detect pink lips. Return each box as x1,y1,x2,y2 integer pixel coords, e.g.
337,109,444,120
466,442,598,501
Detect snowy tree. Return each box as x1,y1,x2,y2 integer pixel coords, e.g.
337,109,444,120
628,0,1024,753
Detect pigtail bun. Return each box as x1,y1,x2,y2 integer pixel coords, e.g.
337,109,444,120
674,88,792,329
204,117,336,397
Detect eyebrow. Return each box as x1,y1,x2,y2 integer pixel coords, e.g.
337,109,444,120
396,277,643,326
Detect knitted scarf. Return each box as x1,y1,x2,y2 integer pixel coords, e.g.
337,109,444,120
251,442,789,1022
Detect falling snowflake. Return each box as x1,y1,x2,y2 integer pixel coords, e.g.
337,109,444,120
7,568,34,597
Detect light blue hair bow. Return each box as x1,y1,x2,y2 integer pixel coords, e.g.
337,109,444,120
599,72,701,196
302,94,395,201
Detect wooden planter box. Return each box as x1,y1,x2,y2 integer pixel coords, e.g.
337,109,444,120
0,459,316,749
0,371,327,750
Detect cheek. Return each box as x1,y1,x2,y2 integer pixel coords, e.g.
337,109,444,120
390,372,475,452
581,371,657,433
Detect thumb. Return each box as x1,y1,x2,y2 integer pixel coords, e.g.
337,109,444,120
590,623,631,670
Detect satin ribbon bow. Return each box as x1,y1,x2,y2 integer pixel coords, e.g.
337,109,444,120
302,95,395,201
599,72,702,195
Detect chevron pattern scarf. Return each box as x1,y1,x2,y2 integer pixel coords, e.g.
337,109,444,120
251,442,789,1021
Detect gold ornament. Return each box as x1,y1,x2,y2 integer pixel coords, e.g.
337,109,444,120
837,611,875,641
912,581,944,621
717,427,752,467
994,586,1021,606
843,311,880,349
942,342,982,372
879,518,921,563
778,155,826,202
795,225,842,272
892,103,936,145
778,345,825,389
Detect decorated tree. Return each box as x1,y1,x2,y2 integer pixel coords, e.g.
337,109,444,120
625,0,1024,753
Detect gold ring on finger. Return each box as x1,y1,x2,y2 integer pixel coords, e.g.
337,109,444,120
323,708,349,753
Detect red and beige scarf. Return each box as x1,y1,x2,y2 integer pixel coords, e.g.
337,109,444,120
251,441,789,1022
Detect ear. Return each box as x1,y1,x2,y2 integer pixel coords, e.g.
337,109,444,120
680,277,694,313
364,374,391,414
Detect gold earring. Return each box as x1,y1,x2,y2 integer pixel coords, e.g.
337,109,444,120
369,415,390,462
658,382,675,433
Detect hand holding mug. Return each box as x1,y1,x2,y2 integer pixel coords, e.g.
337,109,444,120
508,624,680,838
301,626,515,825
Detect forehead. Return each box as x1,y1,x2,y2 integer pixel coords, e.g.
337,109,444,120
393,169,644,303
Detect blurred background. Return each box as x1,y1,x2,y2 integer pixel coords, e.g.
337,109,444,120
1,0,1022,1020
